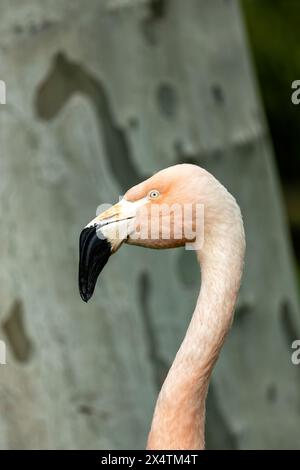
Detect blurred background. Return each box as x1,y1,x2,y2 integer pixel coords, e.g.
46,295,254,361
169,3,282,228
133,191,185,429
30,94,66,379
242,0,300,291
0,0,299,450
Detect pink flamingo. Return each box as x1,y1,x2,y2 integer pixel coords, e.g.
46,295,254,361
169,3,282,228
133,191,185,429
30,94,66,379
79,164,245,449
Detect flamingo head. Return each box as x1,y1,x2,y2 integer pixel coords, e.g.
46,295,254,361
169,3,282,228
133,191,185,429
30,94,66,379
78,164,237,302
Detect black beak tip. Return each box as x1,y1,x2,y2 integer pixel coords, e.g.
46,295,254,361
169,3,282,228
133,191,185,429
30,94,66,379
78,226,112,303
79,282,90,303
79,275,96,303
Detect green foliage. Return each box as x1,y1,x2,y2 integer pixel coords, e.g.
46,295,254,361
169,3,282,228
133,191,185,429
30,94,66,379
242,0,300,288
241,0,300,181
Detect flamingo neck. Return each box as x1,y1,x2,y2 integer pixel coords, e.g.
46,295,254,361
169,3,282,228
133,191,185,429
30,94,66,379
147,219,245,450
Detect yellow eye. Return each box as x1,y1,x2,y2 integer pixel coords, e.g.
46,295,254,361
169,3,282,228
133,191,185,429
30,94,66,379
149,190,160,199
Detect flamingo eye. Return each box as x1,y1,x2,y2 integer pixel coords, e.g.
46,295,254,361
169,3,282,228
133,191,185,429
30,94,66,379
148,190,160,199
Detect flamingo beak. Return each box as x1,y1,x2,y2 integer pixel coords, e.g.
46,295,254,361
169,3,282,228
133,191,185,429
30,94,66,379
78,199,142,302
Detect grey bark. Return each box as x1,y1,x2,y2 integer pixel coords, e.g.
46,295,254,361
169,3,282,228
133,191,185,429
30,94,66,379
0,0,299,449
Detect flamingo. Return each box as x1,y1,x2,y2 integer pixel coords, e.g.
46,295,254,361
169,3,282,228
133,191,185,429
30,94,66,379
78,164,245,450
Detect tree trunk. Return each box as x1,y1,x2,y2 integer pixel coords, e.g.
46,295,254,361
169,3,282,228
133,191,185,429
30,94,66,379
0,0,299,449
